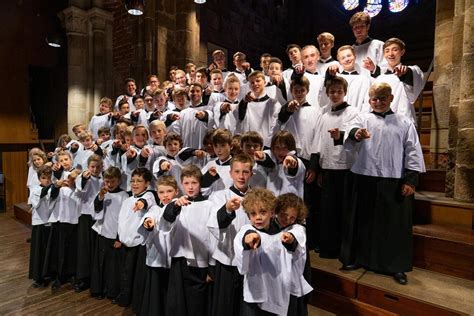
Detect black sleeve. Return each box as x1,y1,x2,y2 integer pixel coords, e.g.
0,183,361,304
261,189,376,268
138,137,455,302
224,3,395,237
162,202,182,223
244,67,252,79
94,145,103,157
164,114,175,127
242,229,260,250
131,112,139,122
81,176,89,190
201,171,220,188
238,100,248,121
111,146,120,156
333,131,345,146
50,185,60,200
139,154,148,166
277,80,288,101
291,69,303,81
137,198,148,211
94,194,104,212
324,68,336,87
282,233,298,252
278,103,292,123
398,67,414,86
256,154,276,169
371,66,381,78
348,128,361,142
310,153,321,173
177,148,196,161
287,155,299,177
40,185,50,199
127,154,136,165
69,146,79,154
404,169,419,187
53,166,64,180
217,205,236,229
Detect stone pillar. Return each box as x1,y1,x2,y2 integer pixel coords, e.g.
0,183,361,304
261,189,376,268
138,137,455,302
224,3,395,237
59,7,89,136
431,0,454,177
156,0,177,80
89,8,113,113
454,0,474,202
175,0,199,68
446,0,464,196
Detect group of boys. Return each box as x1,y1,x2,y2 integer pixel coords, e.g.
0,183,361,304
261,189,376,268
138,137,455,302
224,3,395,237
27,10,426,316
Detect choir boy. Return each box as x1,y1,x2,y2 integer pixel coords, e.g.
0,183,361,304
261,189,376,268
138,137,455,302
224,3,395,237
342,82,425,284
212,74,241,133
240,131,267,188
282,44,302,84
316,32,338,75
114,78,137,111
88,97,113,140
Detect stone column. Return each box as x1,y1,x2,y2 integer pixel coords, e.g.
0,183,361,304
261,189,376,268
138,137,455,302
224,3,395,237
89,8,113,113
59,7,89,136
454,0,474,202
431,0,453,177
175,0,199,68
446,0,465,196
156,0,177,80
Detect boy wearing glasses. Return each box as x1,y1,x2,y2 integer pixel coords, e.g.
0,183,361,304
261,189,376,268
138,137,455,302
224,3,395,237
341,82,425,285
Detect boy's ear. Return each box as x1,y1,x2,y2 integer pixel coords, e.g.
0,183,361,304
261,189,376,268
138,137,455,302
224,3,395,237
388,94,394,102
400,49,406,57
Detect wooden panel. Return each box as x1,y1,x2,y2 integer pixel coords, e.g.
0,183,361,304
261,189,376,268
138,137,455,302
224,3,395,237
418,170,446,193
311,267,358,299
14,203,31,226
2,151,28,211
414,200,473,228
357,284,466,316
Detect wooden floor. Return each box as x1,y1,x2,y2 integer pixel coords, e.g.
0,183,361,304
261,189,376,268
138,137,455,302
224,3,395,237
0,210,331,316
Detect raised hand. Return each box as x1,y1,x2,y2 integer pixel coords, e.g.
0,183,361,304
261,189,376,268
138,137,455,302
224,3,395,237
294,63,304,74
401,184,415,196
362,56,375,72
281,232,295,244
176,195,191,207
133,200,145,212
283,155,298,169
140,146,151,158
328,64,339,76
253,151,265,161
394,64,408,77
287,100,300,113
143,217,156,229
244,232,261,250
194,150,206,159
355,128,371,141
208,166,218,177
82,170,91,179
244,92,256,103
225,197,242,212
220,102,232,114
160,161,171,172
195,111,206,120
328,128,341,140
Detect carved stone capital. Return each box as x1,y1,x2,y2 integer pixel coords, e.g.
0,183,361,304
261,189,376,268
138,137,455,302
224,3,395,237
59,7,88,35
88,7,113,32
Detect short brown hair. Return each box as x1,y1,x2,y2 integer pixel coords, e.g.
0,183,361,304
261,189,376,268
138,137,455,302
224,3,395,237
369,82,392,97
242,188,277,215
72,124,86,134
286,44,301,55
275,193,308,224
172,88,187,98
231,135,242,156
290,76,310,91
37,165,52,178
268,57,283,68
336,45,355,60
100,97,113,109
241,131,263,147
317,32,335,43
384,37,406,50
325,76,348,94
98,126,111,136
247,70,265,82
349,11,371,26
164,133,183,147
156,175,178,190
271,130,296,151
212,128,233,146
210,69,223,77
180,165,202,182
78,131,93,141
230,153,254,169
87,154,103,166
131,167,152,183
224,74,240,88
103,166,122,179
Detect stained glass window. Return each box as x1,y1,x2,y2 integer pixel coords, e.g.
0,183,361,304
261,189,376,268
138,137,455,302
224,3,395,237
388,0,409,12
363,0,383,17
343,0,359,10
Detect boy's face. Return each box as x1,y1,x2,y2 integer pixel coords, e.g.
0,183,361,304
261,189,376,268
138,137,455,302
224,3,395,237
165,140,181,157
327,84,346,105
58,154,72,170
213,142,232,161
39,174,52,187
242,141,262,156
247,205,274,230
189,86,202,104
277,207,297,227
369,92,394,113
195,72,207,86
225,82,240,101
352,22,369,43
318,40,334,58
157,184,177,205
384,43,405,68
337,49,356,71
150,126,166,144
249,76,265,96
268,62,282,77
229,162,252,191
174,95,186,109
32,155,44,168
291,85,308,104
144,96,155,110
260,57,271,73
134,98,145,110
287,47,301,64
204,141,215,156
104,177,120,192
133,128,148,147
126,81,136,95
88,160,103,177
74,127,86,137
213,53,226,69
302,47,319,72
233,56,246,69
124,135,133,146
210,74,223,89
155,94,166,109
272,143,289,163
181,176,200,198
99,102,111,114
120,103,130,115
99,132,111,142
149,77,159,90
130,175,149,195
169,70,176,81
82,137,94,149
175,73,187,86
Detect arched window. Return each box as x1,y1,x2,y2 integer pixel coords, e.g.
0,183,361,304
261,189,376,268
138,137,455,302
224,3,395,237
343,0,359,10
363,0,383,17
388,0,409,12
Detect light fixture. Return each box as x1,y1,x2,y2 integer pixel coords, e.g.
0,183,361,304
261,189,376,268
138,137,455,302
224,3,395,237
46,35,63,48
194,0,206,4
125,0,145,15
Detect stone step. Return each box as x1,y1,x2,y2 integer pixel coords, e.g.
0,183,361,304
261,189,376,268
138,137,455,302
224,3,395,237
413,224,474,280
13,202,31,226
414,191,474,229
309,254,474,316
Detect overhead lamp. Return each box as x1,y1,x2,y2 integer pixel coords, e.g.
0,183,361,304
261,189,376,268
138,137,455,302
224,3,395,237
125,0,145,15
194,0,206,4
46,35,63,48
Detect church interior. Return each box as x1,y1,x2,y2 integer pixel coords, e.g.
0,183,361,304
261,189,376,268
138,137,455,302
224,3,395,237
0,0,473,315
